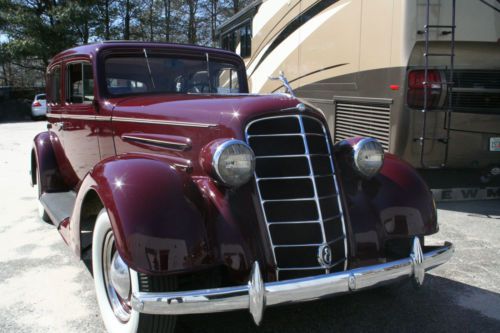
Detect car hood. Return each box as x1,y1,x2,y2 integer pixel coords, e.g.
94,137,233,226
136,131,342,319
108,93,317,132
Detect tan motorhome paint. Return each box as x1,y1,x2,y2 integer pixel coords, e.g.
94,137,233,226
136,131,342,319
219,0,500,170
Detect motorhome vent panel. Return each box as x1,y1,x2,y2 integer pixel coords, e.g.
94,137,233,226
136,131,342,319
447,70,500,112
333,102,391,150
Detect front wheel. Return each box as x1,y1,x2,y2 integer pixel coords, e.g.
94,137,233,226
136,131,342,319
92,209,176,333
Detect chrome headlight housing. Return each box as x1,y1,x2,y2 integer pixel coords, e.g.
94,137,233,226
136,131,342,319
213,139,255,187
352,138,384,178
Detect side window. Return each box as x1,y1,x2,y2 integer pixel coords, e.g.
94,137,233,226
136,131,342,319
47,66,61,104
66,62,94,104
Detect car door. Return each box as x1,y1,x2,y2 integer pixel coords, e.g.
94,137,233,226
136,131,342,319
60,59,101,182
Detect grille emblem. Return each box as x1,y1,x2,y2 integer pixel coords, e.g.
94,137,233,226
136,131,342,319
318,244,332,267
296,103,306,112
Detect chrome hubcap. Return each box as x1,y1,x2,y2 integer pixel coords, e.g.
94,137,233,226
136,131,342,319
102,231,131,322
110,251,131,300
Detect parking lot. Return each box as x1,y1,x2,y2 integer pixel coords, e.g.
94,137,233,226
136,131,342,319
0,120,499,333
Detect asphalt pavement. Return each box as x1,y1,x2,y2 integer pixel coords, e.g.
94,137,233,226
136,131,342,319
0,120,499,333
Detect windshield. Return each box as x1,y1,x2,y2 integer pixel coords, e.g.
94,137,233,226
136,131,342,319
104,52,243,96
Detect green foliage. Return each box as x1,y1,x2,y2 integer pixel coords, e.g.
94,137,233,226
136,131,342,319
0,0,254,87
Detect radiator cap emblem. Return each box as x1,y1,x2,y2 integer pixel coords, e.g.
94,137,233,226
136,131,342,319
318,244,332,268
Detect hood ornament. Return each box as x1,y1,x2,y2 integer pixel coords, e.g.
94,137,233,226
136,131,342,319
269,70,296,97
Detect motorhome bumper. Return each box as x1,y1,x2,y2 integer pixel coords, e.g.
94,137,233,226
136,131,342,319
131,238,453,325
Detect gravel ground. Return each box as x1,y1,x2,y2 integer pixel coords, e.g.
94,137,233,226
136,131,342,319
0,121,499,333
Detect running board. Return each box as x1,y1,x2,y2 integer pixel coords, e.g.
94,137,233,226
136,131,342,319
40,191,77,226
432,187,500,202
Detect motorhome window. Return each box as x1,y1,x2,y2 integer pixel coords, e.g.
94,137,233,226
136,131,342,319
240,23,252,58
48,66,61,104
222,31,237,53
66,62,94,104
221,21,252,58
104,55,243,96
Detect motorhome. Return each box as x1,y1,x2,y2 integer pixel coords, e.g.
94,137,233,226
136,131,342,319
218,0,500,195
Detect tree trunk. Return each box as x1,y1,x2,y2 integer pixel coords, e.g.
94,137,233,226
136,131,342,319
124,0,131,40
232,0,239,14
105,0,110,40
163,0,171,42
211,0,218,46
83,21,89,44
149,0,154,41
187,0,198,44
0,62,7,86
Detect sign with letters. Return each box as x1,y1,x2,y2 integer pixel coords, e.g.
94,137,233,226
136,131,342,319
432,187,500,201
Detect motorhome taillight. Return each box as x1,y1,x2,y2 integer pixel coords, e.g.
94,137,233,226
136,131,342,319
407,70,442,109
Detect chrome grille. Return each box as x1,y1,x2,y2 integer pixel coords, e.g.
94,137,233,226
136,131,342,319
246,115,348,281
334,102,391,150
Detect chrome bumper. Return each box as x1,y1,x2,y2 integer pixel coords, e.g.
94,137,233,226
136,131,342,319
131,238,453,325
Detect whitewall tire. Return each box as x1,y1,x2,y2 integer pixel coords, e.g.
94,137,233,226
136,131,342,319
92,209,176,333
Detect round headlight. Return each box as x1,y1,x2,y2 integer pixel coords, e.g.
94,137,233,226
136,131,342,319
352,138,384,178
213,140,255,187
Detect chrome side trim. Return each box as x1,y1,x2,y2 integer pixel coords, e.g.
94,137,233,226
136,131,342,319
95,115,112,121
61,114,96,121
46,113,111,121
131,240,453,325
112,116,217,128
47,113,215,127
122,135,191,151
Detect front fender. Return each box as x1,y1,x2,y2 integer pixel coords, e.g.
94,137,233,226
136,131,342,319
336,152,438,267
73,154,212,275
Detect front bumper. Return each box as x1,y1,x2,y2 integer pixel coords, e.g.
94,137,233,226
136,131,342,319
131,238,453,324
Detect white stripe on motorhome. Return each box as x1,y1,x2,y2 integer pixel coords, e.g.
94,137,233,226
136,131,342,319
253,0,290,38
251,1,350,93
247,43,272,75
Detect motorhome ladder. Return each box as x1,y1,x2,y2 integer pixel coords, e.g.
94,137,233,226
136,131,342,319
418,0,456,169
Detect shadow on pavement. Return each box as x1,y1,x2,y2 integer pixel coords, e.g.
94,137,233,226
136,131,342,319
438,200,500,219
176,275,500,333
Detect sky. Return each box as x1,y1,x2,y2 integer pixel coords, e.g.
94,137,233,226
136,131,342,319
0,34,8,43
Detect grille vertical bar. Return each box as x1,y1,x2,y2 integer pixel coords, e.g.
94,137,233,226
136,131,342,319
246,114,348,281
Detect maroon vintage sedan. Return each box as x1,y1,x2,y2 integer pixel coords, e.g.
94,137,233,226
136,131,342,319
31,42,453,333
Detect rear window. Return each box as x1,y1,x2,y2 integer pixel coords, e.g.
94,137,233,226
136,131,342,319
36,94,46,100
104,52,243,96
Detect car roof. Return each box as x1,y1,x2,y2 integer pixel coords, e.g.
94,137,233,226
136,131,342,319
49,41,240,66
